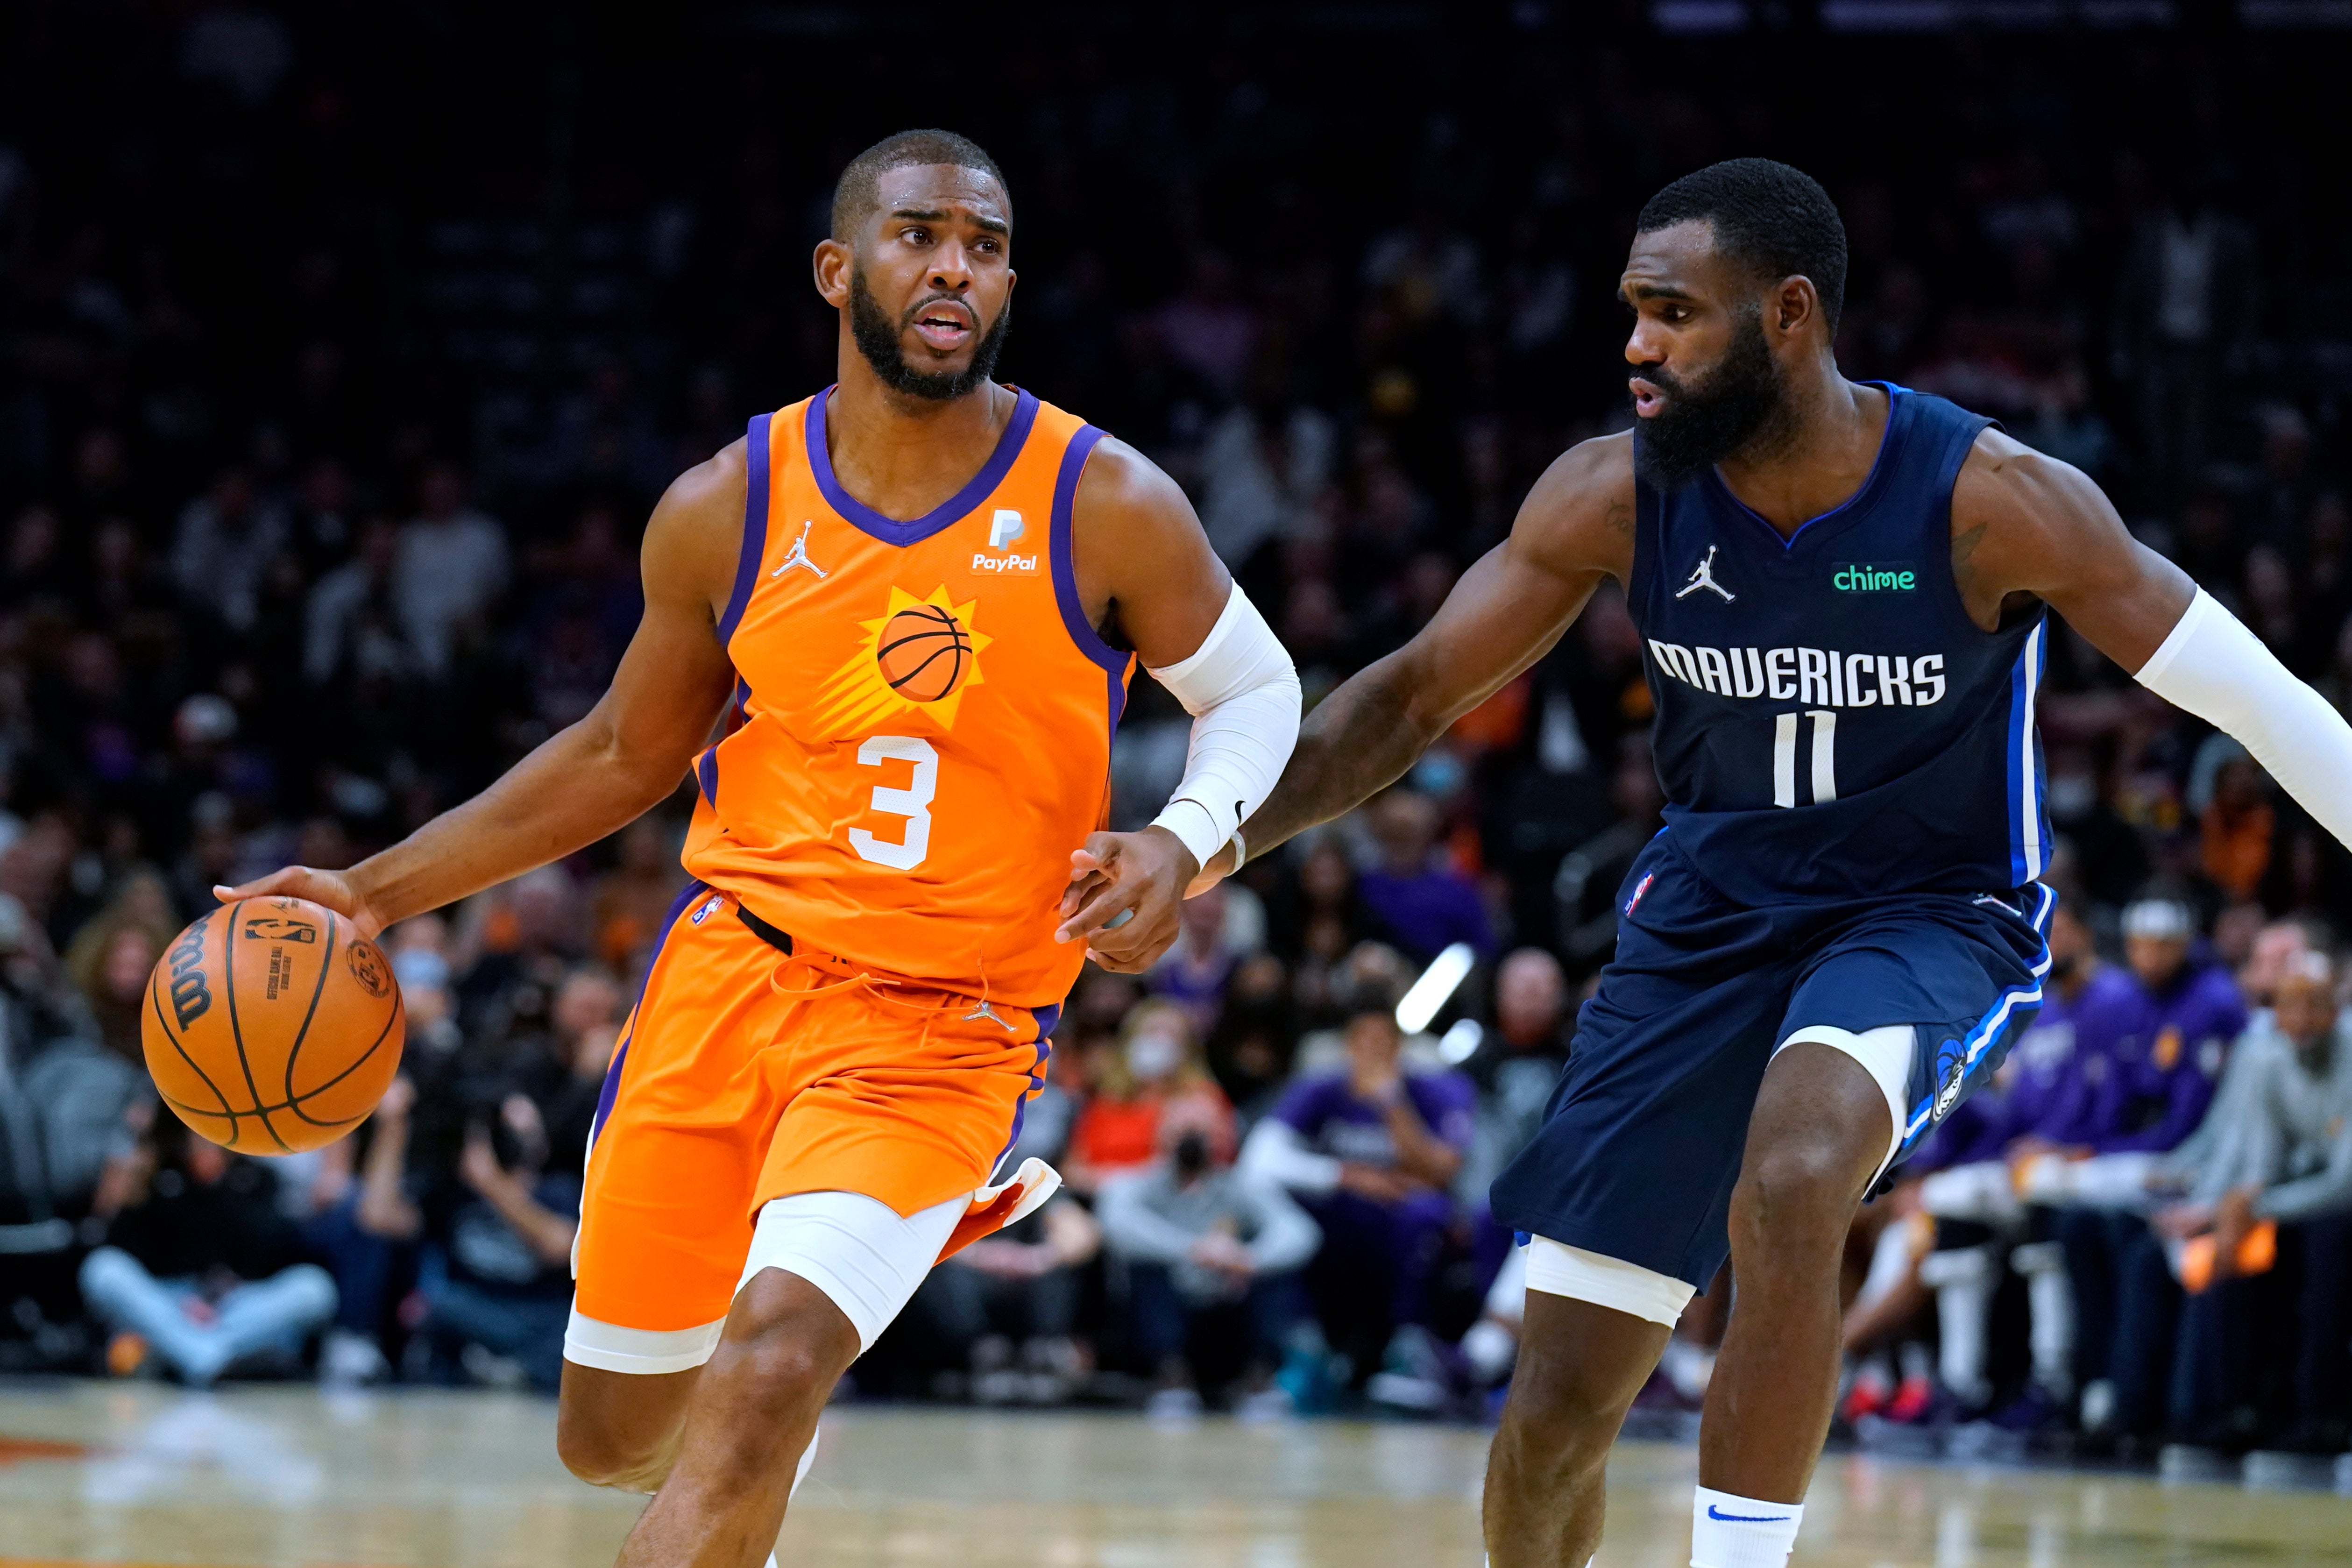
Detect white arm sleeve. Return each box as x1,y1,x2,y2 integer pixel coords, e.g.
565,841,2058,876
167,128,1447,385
1238,1118,1341,1195
2134,588,2352,851
1145,585,1302,869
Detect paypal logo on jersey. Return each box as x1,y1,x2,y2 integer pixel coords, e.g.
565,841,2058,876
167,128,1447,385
974,507,1040,575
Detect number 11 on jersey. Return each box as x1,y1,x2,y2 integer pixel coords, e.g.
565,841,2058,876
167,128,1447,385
1773,710,1837,809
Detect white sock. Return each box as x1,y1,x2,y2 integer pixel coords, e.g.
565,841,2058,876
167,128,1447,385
1691,1485,1802,1568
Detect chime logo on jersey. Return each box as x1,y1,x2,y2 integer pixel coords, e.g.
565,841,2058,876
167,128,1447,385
814,584,993,735
1832,562,1917,592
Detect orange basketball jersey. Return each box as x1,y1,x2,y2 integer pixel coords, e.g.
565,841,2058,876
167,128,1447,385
680,387,1134,1007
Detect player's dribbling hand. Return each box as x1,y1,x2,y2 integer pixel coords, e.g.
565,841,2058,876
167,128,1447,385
213,865,385,940
1054,826,1199,972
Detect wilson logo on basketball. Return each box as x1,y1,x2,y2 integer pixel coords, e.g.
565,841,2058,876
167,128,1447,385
813,584,994,734
165,923,212,1031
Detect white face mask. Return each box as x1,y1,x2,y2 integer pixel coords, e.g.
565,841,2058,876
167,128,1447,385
1126,1030,1184,1081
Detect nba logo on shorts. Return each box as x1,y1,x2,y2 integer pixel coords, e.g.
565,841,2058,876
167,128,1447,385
690,894,723,926
1623,871,1656,917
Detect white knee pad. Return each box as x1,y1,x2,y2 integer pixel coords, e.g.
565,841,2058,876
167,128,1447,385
1522,1236,1695,1327
736,1189,965,1355
1775,1024,1914,1178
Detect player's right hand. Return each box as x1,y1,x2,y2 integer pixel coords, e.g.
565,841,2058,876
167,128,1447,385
213,866,386,941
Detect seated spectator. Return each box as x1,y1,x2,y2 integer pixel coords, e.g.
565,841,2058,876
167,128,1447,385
2047,897,2248,1434
1066,1000,1233,1194
1149,881,1245,1042
394,461,509,679
1906,897,2119,1419
1456,947,1573,1215
356,1077,580,1391
79,1117,337,1386
62,912,168,1065
1240,993,1475,1376
1354,789,1493,965
1100,1103,1319,1419
1204,952,1297,1117
2111,950,2352,1451
909,1194,1101,1405
1267,837,1376,1022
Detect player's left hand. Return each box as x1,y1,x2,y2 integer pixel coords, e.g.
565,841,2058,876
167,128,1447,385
1054,826,1199,972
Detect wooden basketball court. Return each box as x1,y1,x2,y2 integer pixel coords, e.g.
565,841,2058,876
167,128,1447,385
4,1380,2350,1566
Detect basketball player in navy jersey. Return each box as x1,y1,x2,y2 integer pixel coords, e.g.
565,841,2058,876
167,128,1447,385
1063,159,2352,1567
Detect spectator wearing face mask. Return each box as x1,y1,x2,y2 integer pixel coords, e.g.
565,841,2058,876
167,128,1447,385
1065,1000,1233,1195
356,1077,580,1391
1240,994,1476,1376
1099,1102,1320,1420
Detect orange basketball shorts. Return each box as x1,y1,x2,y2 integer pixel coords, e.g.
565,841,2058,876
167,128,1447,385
566,882,1055,1367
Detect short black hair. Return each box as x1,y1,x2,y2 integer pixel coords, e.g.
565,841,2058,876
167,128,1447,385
1636,158,1847,331
830,129,1009,241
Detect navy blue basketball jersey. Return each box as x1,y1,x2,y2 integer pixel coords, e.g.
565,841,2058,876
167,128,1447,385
1628,383,2047,906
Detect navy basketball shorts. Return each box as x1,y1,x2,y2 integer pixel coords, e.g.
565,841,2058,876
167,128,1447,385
1490,830,2051,1292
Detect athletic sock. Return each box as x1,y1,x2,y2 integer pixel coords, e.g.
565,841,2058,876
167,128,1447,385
1690,1485,1803,1568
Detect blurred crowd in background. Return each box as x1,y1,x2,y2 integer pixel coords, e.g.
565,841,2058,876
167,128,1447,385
6,0,2352,1462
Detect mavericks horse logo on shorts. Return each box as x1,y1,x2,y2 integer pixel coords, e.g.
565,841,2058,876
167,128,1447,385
1932,1041,1969,1120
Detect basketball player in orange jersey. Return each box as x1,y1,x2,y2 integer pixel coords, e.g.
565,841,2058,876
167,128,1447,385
218,128,1300,1568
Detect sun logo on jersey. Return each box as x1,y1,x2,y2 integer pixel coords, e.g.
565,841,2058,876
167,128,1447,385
814,584,993,733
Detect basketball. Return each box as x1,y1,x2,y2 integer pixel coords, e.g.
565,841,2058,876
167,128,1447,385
876,602,972,702
141,897,406,1155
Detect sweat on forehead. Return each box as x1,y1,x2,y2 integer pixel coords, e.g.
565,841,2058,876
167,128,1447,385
830,128,1011,240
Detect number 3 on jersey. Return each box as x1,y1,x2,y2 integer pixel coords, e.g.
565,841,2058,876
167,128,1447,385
849,735,936,869
1772,710,1837,809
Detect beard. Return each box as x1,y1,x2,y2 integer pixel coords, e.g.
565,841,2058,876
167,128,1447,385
1631,306,1792,490
848,266,1011,402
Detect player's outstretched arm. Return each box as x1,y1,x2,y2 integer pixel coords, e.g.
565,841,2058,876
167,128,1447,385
1206,433,1635,880
1053,436,1301,971
1956,428,2352,852
217,447,748,937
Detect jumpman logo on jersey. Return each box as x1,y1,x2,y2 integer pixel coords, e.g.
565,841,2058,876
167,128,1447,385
963,998,1018,1033
1675,544,1735,603
771,521,829,580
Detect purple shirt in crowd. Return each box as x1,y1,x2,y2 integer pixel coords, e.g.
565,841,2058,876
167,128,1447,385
1909,958,2243,1169
1355,866,1494,963
2074,961,2246,1154
1272,1068,1480,1170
